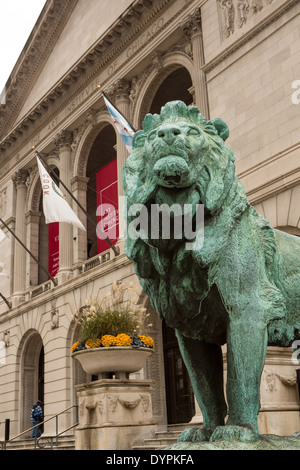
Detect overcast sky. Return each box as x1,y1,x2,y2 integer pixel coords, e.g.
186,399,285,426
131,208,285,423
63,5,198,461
0,0,46,94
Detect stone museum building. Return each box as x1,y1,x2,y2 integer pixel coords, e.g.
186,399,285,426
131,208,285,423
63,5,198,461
0,0,299,448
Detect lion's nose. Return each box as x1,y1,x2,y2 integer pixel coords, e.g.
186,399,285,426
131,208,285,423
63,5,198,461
157,126,181,144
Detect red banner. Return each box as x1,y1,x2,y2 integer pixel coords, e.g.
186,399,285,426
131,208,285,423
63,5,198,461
96,159,119,254
48,222,59,277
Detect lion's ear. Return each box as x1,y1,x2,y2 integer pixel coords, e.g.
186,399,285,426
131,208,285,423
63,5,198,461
208,118,229,141
132,130,147,149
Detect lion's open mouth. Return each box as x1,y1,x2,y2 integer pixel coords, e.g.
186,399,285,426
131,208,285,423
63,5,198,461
154,156,190,188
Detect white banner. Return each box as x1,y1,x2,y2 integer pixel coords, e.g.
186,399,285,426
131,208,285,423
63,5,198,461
37,157,86,231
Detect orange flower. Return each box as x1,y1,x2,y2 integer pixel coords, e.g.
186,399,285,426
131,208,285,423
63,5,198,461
101,335,116,347
115,333,132,346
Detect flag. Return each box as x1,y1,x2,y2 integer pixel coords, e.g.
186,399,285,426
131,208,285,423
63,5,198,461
103,94,135,153
0,228,5,243
37,157,86,231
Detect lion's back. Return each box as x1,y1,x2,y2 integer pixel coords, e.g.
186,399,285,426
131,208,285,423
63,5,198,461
269,229,300,345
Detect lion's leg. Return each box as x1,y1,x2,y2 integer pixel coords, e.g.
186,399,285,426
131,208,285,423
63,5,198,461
211,319,268,442
175,331,227,442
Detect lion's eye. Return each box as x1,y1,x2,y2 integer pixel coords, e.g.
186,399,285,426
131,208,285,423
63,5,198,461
187,127,200,136
148,131,157,142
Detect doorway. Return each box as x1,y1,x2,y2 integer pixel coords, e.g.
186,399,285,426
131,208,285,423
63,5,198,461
163,322,195,424
86,124,116,258
21,332,44,433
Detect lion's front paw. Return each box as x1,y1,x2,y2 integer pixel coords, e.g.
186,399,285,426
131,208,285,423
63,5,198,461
177,427,212,443
210,425,258,443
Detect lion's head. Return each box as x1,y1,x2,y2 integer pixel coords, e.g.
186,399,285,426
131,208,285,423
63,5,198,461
123,101,238,214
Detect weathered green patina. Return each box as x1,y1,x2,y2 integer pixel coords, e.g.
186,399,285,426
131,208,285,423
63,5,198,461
122,101,300,443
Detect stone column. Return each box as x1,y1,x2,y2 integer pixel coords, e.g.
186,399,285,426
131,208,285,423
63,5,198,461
71,175,89,272
113,79,131,197
54,130,74,282
25,210,42,289
11,169,29,301
182,8,209,119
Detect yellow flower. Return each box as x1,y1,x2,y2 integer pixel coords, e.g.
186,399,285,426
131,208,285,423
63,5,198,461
85,338,101,349
115,333,132,346
138,335,154,349
101,335,116,347
72,341,79,352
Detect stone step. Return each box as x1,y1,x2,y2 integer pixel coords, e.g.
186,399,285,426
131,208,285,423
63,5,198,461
4,435,75,451
132,423,202,450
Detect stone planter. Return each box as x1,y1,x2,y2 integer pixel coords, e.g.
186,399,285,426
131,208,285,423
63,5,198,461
72,346,154,378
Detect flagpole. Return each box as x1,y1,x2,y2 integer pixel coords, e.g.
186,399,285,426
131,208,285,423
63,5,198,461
34,150,120,257
0,292,12,309
0,217,58,287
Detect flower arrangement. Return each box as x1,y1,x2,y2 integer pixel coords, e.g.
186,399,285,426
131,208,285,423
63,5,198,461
72,281,154,353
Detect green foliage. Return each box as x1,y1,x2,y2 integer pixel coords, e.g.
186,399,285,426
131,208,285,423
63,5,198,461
73,282,150,342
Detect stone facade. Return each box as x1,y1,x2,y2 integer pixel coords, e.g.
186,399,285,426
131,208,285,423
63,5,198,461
0,0,299,445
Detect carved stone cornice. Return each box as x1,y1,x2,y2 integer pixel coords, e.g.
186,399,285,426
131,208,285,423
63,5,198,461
0,0,185,158
0,0,79,140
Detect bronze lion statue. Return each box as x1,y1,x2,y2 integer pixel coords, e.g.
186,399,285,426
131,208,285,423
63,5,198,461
122,101,300,442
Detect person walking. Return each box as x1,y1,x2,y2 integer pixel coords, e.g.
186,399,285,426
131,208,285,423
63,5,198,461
30,400,43,439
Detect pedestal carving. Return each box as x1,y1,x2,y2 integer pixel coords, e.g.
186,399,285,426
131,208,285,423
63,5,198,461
75,379,157,450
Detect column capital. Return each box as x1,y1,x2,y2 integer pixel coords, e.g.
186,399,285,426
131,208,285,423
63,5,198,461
181,7,202,39
113,79,131,103
12,169,29,188
54,129,73,151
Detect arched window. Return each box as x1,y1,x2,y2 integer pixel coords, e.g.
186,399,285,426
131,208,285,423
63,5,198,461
86,124,117,258
149,67,193,114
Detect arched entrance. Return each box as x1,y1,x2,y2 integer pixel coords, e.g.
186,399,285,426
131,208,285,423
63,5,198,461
20,331,44,433
38,167,60,284
86,124,117,258
149,67,193,115
141,65,195,424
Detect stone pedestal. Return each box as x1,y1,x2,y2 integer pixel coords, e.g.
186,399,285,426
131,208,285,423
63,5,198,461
75,379,157,450
222,346,300,436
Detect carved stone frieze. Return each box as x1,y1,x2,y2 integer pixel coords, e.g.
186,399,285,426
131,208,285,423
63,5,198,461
218,0,235,39
237,0,250,28
276,372,297,387
217,0,275,40
117,396,142,409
